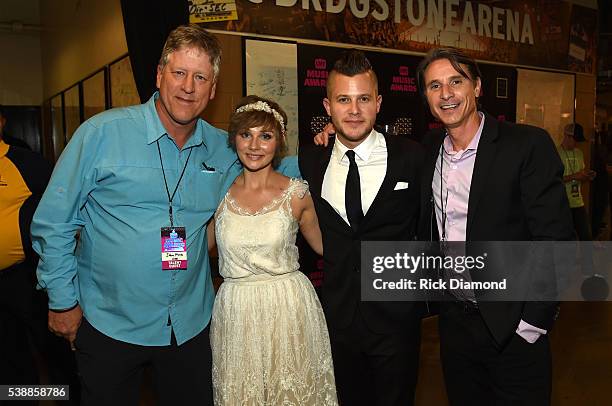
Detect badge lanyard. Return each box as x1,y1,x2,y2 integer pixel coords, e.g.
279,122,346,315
563,148,576,175
438,145,449,243
156,140,193,227
157,140,193,271
563,148,580,197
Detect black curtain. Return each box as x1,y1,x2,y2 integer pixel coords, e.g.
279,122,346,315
120,0,189,103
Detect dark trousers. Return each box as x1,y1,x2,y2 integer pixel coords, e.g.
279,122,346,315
0,262,45,406
328,307,421,406
439,302,551,406
571,206,592,241
0,262,40,386
572,206,596,278
74,319,213,406
0,261,81,405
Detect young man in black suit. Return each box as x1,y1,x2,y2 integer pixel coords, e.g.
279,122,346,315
416,47,574,405
299,50,424,405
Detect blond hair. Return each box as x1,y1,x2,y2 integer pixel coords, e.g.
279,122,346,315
159,24,222,80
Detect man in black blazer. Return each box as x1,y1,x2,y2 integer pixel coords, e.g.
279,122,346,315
416,48,574,405
299,50,424,405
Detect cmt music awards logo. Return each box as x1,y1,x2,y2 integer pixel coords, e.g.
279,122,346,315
304,58,328,88
390,66,417,93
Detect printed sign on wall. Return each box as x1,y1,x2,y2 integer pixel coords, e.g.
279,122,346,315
196,0,597,74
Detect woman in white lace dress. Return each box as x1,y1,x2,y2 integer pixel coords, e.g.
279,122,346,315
208,95,337,405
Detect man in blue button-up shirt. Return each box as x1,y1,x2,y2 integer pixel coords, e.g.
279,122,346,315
32,25,297,405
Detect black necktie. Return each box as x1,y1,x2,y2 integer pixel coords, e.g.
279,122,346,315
345,150,363,230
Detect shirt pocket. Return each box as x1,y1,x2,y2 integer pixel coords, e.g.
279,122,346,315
183,169,225,216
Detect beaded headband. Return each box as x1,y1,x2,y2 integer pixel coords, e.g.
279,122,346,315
235,101,285,133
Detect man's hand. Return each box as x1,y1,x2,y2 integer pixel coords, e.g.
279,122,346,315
313,122,336,147
49,305,83,350
586,169,597,181
573,170,596,182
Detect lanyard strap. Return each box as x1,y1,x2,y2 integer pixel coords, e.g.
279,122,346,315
438,146,449,242
156,140,193,226
563,148,576,174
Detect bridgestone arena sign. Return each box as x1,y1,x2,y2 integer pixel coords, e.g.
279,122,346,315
194,0,598,73
258,0,534,44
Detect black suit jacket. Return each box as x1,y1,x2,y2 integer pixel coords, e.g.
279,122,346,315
299,133,424,334
418,113,574,347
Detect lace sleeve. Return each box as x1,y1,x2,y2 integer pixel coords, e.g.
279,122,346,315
288,178,309,200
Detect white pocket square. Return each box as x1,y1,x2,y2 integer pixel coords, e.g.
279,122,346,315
394,181,409,190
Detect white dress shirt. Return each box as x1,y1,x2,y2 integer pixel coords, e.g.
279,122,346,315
322,129,387,225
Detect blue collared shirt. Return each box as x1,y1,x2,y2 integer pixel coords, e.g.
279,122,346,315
32,93,299,345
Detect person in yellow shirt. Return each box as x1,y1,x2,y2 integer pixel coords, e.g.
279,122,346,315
558,123,595,240
0,105,53,392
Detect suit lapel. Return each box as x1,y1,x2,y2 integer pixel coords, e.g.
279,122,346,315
466,114,500,238
422,132,445,241
423,132,445,204
310,140,353,233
